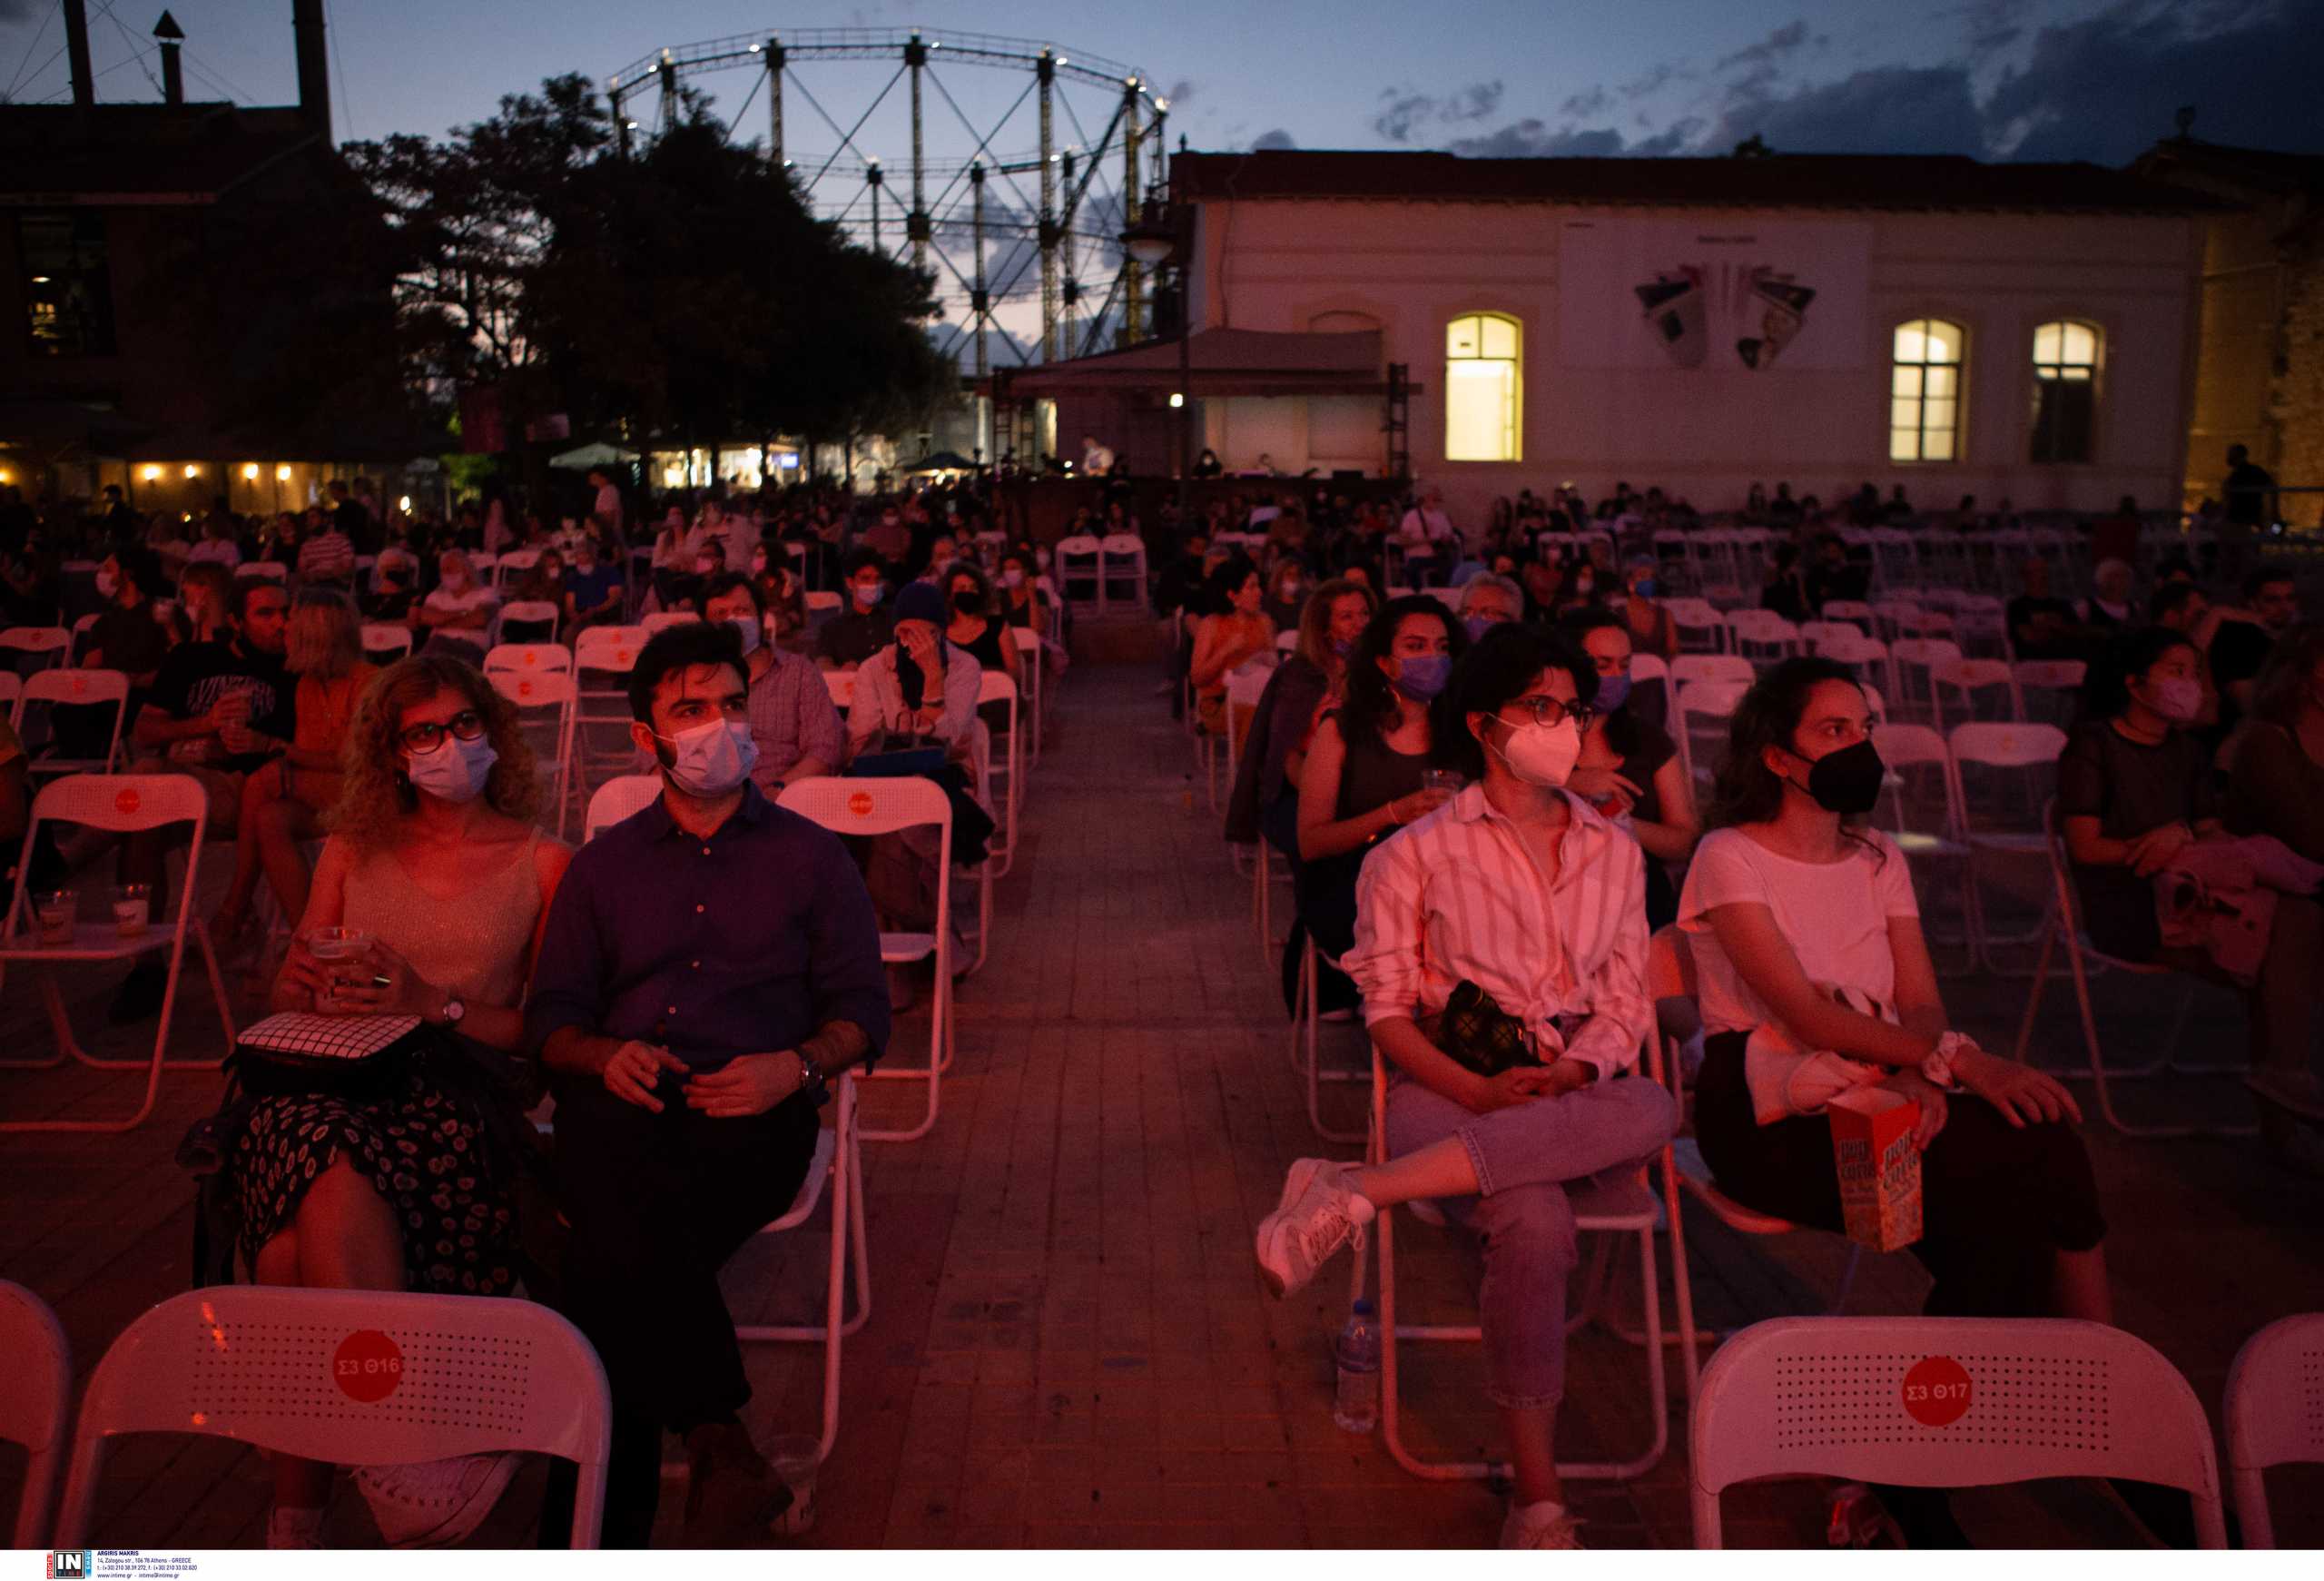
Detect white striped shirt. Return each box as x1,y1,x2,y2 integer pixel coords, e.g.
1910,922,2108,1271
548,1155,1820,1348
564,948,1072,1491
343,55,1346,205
1344,782,1650,1078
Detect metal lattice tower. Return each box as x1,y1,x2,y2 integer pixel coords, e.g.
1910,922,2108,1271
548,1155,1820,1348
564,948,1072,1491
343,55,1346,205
605,26,1171,373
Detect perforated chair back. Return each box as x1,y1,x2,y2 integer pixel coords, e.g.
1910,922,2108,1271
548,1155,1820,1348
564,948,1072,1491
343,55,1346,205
1689,1315,2227,1547
236,560,289,582
2224,1311,2324,1547
494,599,560,645
491,548,543,590
584,775,663,841
53,1286,613,1547
0,1280,70,1546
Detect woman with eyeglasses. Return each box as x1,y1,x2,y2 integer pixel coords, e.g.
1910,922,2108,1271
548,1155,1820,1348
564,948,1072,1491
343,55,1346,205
1256,625,1675,1550
231,654,572,1548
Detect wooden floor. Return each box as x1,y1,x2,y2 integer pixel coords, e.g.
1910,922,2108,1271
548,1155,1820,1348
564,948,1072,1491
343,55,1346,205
4,656,2322,1549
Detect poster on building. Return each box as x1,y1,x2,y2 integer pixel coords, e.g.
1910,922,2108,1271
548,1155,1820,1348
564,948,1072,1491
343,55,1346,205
1557,218,1872,372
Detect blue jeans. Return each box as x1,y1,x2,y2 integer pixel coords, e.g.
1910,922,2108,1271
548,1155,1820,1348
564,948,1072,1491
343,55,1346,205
1384,1074,1677,1409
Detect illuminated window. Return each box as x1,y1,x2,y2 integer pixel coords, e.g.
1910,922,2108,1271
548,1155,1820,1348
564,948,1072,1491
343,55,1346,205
1444,312,1521,463
2030,320,2100,464
18,210,115,357
1889,319,1965,463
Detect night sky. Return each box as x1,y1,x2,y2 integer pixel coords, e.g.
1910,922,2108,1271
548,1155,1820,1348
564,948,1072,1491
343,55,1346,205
7,0,2323,164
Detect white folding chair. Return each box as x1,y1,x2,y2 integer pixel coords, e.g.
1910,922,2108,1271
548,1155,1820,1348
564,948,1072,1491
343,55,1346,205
1055,534,1104,610
583,774,663,842
53,1287,614,1548
1665,598,1726,655
1813,630,1889,674
1886,637,1962,724
1224,663,1281,940
1820,598,1876,634
484,641,573,677
0,626,70,674
1365,1045,1674,1483
491,547,542,592
1726,610,1798,667
2011,799,2255,1139
778,776,952,1143
0,1280,69,1547
1689,1316,2229,1547
1930,657,2022,727
1010,626,1045,764
574,625,648,787
1674,679,1751,790
804,589,843,620
1098,532,1147,608
1869,598,1922,645
1669,653,1755,690
15,669,130,776
236,560,289,583
1871,723,1975,972
488,668,578,839
734,1072,872,1466
2225,1312,2324,1548
974,670,1021,883
360,622,414,662
67,612,99,664
1949,721,2064,973
493,598,561,647
822,668,857,713
2013,659,2085,728
641,610,701,637
1628,652,1672,723
0,775,235,1133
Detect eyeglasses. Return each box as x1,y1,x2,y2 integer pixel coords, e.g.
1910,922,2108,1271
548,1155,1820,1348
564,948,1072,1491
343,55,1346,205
1504,696,1598,732
398,710,486,754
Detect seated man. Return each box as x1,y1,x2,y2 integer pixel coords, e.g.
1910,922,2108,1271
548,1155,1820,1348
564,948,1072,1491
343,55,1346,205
528,622,890,1546
109,577,294,1021
563,536,626,631
1457,572,1523,638
815,548,896,672
414,549,497,664
699,572,843,789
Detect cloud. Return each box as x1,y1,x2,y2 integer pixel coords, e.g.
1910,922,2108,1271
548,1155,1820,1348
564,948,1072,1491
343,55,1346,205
1560,85,1611,120
1252,128,1297,151
1161,79,1196,109
1716,18,1817,73
1709,64,1988,154
1372,79,1507,142
1446,118,1701,158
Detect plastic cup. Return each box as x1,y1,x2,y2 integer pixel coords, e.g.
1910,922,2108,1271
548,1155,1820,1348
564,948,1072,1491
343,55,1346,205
1423,768,1464,797
304,926,371,963
34,890,76,948
113,884,151,938
762,1432,820,1536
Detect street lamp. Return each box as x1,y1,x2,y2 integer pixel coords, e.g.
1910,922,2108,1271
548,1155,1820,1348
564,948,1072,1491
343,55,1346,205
1120,199,1194,520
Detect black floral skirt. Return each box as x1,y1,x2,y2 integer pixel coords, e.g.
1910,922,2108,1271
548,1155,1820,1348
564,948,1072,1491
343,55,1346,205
229,1059,521,1297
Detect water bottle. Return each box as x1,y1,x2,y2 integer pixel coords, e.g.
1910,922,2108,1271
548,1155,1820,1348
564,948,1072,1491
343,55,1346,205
1333,1299,1381,1433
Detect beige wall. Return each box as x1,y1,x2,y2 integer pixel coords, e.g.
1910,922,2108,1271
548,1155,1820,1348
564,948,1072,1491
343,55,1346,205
1190,197,2202,525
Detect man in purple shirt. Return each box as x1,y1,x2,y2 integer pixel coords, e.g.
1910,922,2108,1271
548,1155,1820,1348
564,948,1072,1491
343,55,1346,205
528,621,890,1546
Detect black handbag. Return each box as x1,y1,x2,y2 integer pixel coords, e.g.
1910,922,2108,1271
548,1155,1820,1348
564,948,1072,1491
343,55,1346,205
1436,981,1541,1078
227,1011,428,1100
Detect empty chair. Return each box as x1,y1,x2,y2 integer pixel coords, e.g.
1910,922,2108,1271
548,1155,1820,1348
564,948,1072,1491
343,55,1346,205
1689,1317,2228,1548
484,641,574,677
491,547,542,592
2013,658,2085,727
0,1280,69,1546
1869,598,1923,644
0,626,70,674
1054,534,1104,609
1669,653,1755,690
1098,532,1147,608
574,625,650,786
1820,598,1876,634
2225,1312,2324,1548
1665,598,1726,654
15,669,131,776
1950,721,2066,972
1872,722,1974,969
640,610,700,637
493,598,561,647
360,622,414,662
583,774,663,841
1931,657,2021,726
1674,679,1751,789
1727,609,1799,667
1886,637,1962,723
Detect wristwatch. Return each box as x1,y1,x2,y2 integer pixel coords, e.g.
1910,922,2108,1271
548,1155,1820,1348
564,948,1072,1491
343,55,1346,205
439,992,467,1029
793,1050,832,1106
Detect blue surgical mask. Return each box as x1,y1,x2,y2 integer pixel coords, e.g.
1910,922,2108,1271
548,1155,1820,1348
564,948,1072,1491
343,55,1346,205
1462,615,1492,644
1331,637,1354,660
656,717,758,798
1631,578,1658,599
1594,674,1633,713
404,734,497,805
1393,654,1452,702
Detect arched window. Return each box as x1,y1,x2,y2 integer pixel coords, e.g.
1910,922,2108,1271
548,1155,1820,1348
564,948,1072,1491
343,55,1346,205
1890,318,1965,463
1444,312,1521,462
2030,320,2101,464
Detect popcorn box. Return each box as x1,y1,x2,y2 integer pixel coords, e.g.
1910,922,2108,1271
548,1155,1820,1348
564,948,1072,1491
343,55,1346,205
1828,1086,1923,1251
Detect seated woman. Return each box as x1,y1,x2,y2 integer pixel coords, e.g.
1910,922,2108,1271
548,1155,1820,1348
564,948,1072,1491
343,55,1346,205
1562,608,1699,929
233,654,569,1547
1225,577,1374,862
1256,625,1677,1551
1261,558,1310,635
214,589,379,948
996,547,1050,640
845,581,982,935
1187,555,1275,736
1681,657,2123,1546
1290,595,1467,1013
941,560,1023,691
2061,627,2217,963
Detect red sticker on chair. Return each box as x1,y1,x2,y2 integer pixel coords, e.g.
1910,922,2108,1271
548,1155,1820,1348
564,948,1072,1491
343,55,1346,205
1902,1355,1972,1426
523,652,537,666
113,789,141,816
70,677,87,695
333,1329,404,1402
517,681,535,698
847,792,874,817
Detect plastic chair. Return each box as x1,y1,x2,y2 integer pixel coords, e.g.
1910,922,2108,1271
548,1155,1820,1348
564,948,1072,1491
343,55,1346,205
2012,659,2085,728
0,626,71,673
0,776,236,1133
1669,654,1755,690
2224,1312,2324,1548
1674,679,1751,790
1726,610,1799,667
1098,533,1147,609
483,641,573,677
236,560,289,582
67,612,99,664
1815,630,1890,674
1930,657,2021,727
734,1072,872,1466
1887,637,1962,724
487,669,578,839
777,776,953,1143
1869,598,1922,644
822,668,858,712
804,589,843,619
2011,800,2254,1139
640,610,701,637
16,669,130,776
492,599,561,647
1665,598,1726,654
1871,723,1975,968
1628,652,1672,723
1010,626,1045,763
491,547,542,592
975,670,1021,883
573,625,649,787
1689,1315,2229,1547
53,1287,614,1548
1055,534,1104,609
0,1280,70,1546
360,622,414,662
583,774,663,842
1820,599,1876,634
1365,1045,1674,1482
1224,663,1282,944
1285,933,1368,1144
1949,721,2064,972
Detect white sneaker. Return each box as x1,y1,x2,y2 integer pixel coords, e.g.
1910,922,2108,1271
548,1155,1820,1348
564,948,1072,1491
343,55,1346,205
1254,1158,1374,1299
265,1504,327,1549
351,1453,519,1547
1500,1498,1586,1549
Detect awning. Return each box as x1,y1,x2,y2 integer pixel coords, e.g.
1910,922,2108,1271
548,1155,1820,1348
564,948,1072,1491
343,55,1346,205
992,328,1418,399
549,441,642,469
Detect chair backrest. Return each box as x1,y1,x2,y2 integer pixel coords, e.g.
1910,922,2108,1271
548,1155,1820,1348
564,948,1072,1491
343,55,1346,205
237,560,289,581
2224,1311,2324,1548
492,548,543,588
1890,637,1963,667
804,589,842,617
360,622,414,660
1099,533,1145,558
1011,626,1040,657
22,667,129,708
822,668,857,710
1821,599,1876,629
1949,722,2065,836
484,642,574,676
1671,654,1755,689
640,611,701,636
574,624,649,677
0,670,18,726
1056,534,1102,561
1689,1316,2227,1547
976,668,1019,714
1930,657,2020,724
6,776,208,954
1816,631,1888,667
0,1280,70,1547
778,773,953,845
68,612,99,660
585,774,663,840
2012,659,2085,726
53,1285,612,1547
0,626,70,666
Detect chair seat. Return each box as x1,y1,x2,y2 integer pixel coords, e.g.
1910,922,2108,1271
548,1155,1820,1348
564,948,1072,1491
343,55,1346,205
762,1125,837,1232
880,931,936,964
1672,1139,1799,1235
1892,831,1968,859
0,921,178,963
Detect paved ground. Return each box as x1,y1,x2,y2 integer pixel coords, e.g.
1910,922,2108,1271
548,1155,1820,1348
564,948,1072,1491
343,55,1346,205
3,655,2321,1549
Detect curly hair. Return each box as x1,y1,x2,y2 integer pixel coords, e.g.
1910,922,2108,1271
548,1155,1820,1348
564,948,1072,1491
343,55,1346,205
327,655,540,852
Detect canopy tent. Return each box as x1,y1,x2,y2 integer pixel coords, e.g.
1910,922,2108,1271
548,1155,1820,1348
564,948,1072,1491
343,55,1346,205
548,441,641,470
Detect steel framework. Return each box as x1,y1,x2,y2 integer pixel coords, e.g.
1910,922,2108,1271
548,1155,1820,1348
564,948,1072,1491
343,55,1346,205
606,26,1170,377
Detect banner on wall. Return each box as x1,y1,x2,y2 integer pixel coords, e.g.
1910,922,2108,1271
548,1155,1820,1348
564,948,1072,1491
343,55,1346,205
1558,217,1872,372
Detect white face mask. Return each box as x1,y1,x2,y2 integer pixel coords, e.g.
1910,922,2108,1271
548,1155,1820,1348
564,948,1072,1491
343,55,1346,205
404,733,497,805
726,615,761,657
657,716,757,797
1491,717,1582,788
2147,676,2202,724
1001,568,1025,589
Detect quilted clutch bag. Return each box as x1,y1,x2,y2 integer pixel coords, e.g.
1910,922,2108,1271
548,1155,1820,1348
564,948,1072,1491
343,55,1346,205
1437,981,1540,1078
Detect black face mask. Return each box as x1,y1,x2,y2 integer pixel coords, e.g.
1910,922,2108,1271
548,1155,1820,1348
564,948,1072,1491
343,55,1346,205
953,591,982,617
1795,737,1885,816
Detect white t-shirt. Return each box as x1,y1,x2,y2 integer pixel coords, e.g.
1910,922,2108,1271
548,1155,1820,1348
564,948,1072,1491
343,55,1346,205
424,582,499,619
1676,826,1920,1037
1400,507,1456,547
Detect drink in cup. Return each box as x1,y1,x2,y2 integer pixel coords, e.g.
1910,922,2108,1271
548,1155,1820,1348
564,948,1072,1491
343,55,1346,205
305,926,374,1009
34,889,76,948
216,682,256,755
113,884,151,938
762,1432,821,1535
1423,768,1464,798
